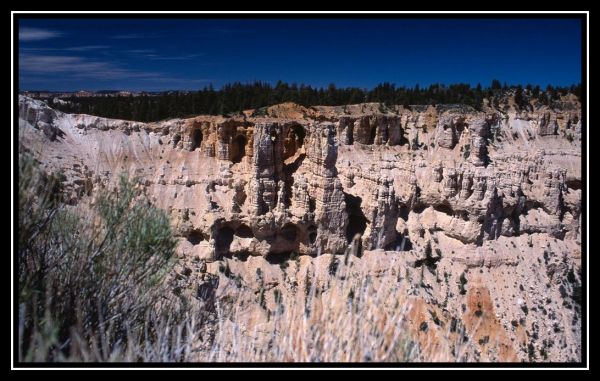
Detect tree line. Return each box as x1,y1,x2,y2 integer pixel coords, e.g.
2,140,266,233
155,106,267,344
46,80,581,122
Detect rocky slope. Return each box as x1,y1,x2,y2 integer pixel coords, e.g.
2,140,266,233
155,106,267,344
18,95,583,362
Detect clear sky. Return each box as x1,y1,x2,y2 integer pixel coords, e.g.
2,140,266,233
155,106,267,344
17,17,583,91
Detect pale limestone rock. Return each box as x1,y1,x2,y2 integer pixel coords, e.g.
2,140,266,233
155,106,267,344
18,95,582,362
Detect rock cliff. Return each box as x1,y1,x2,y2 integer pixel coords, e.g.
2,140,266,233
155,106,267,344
18,95,583,362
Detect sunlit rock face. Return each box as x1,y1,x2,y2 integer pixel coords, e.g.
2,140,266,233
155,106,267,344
19,96,583,362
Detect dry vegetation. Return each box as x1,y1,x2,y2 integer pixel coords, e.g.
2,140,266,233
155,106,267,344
17,155,478,363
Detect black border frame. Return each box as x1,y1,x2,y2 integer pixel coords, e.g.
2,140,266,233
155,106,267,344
11,11,588,370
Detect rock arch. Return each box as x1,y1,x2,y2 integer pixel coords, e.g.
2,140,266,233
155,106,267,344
230,135,248,164
280,223,298,242
215,226,234,252
283,124,306,160
190,129,203,151
186,230,205,245
234,224,254,238
368,123,377,145
345,193,368,243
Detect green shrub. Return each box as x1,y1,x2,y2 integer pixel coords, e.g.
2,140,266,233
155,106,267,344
463,144,471,159
18,154,177,361
459,272,468,295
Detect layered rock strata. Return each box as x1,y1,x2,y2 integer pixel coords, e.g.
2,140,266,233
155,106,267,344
18,96,583,362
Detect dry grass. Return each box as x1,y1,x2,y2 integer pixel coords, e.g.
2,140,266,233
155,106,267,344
17,154,479,363
204,267,419,362
199,253,480,362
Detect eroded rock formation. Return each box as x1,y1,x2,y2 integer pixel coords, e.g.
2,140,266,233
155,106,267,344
18,95,583,362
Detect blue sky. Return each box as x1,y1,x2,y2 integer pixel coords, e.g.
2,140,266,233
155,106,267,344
18,18,582,91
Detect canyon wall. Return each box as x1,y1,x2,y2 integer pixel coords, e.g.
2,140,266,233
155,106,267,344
18,96,583,362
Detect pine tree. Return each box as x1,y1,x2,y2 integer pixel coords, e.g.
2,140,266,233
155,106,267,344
532,85,541,99
44,80,581,122
491,79,502,90
514,85,526,111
